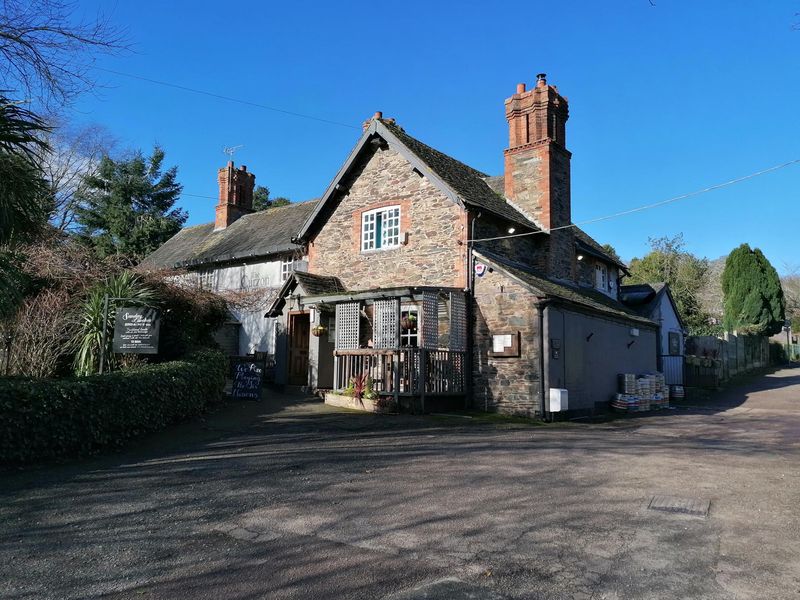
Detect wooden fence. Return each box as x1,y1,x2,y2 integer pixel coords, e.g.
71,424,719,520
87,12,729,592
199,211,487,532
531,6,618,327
684,333,770,388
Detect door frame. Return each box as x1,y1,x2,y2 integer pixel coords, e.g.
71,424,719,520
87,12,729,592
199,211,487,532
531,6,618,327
287,310,311,386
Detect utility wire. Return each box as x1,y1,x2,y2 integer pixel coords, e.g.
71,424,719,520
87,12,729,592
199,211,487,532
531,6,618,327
93,66,359,130
472,159,800,243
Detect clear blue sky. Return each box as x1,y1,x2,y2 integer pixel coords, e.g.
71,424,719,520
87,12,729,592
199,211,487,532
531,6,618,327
72,1,800,271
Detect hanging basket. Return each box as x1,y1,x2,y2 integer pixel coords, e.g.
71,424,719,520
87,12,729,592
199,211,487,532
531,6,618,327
400,316,417,331
311,325,327,337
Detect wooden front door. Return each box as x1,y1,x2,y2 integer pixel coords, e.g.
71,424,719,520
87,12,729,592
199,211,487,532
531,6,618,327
288,312,310,386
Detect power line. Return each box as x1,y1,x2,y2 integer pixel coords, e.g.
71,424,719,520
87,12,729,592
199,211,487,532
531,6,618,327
92,66,359,130
472,159,800,243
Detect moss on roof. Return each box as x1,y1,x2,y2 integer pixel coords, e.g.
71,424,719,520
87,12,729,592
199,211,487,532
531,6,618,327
142,200,318,269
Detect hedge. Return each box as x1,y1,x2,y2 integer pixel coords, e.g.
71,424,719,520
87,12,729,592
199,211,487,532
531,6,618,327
0,349,226,464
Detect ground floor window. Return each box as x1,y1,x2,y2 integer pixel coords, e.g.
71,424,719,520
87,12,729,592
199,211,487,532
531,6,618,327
400,305,419,347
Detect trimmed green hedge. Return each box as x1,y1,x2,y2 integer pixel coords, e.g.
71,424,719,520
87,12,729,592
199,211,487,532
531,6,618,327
0,349,226,464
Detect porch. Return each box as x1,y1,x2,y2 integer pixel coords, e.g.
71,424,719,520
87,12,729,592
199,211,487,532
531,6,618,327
304,287,469,412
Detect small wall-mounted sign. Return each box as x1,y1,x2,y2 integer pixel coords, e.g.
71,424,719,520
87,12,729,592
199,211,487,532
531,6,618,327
489,332,520,357
112,307,160,354
475,263,487,277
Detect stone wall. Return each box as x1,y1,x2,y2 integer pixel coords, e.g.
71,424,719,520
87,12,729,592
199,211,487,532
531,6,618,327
308,146,467,290
472,266,542,416
473,214,546,272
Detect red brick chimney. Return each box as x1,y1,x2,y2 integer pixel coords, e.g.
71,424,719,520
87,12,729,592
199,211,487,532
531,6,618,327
504,74,574,279
215,161,256,230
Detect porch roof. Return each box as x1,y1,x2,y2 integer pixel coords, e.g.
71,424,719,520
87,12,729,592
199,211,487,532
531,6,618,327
301,285,463,305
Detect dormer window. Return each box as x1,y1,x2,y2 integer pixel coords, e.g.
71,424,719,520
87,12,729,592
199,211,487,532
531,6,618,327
595,263,608,291
361,206,401,251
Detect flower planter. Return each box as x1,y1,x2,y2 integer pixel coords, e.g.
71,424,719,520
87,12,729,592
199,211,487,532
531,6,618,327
323,392,397,414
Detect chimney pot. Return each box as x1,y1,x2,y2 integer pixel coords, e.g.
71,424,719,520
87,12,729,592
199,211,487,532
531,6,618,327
536,73,547,87
374,111,383,120
516,83,526,94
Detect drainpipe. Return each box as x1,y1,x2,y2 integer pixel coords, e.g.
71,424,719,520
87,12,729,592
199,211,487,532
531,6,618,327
465,211,481,410
535,299,551,422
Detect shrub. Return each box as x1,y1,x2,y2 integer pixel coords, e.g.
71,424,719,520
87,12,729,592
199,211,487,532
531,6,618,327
0,349,226,464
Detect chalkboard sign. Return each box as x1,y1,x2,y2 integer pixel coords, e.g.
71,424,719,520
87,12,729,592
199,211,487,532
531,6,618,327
113,307,160,354
230,358,264,401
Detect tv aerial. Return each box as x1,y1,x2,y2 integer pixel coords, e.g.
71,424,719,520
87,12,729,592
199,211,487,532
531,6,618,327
222,144,244,161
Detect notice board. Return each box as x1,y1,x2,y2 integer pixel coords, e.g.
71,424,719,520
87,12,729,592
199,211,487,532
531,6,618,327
113,307,160,354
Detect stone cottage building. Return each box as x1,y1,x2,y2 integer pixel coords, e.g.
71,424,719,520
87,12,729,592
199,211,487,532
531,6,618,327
142,161,316,358
262,74,658,416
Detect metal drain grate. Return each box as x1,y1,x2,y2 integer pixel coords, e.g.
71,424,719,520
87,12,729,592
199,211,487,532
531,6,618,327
648,495,710,517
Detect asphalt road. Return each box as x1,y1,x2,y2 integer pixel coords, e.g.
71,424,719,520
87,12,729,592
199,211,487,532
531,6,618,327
2,368,800,599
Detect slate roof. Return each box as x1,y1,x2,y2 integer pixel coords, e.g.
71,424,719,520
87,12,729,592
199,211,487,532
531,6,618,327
380,121,536,228
483,172,626,271
264,271,347,317
142,200,318,269
294,271,346,296
476,250,656,326
574,228,628,272
620,282,684,328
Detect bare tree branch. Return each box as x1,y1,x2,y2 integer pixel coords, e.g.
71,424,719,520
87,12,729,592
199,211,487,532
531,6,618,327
39,116,116,230
0,0,128,107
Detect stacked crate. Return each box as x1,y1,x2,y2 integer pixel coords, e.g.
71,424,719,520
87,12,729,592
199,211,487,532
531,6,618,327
611,372,668,413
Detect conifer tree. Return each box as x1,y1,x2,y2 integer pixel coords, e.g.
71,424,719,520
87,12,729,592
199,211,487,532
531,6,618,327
721,243,785,335
74,146,186,260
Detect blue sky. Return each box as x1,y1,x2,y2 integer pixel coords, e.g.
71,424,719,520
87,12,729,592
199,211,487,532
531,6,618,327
72,1,800,271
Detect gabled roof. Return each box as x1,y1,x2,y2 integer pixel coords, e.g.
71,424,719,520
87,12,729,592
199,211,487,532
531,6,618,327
476,250,656,326
264,271,346,317
297,119,538,240
620,282,685,329
141,200,318,270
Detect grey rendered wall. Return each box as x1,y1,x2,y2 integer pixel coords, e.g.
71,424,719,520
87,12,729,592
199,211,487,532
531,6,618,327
546,307,657,413
273,311,290,386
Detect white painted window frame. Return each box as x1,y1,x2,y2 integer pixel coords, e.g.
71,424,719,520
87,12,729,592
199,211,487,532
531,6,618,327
361,205,401,252
280,258,294,282
595,262,608,291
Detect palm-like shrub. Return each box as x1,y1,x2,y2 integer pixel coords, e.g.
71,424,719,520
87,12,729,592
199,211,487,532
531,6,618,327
74,271,155,375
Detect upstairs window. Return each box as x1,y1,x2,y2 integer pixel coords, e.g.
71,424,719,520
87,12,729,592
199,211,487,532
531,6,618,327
281,258,294,282
361,206,401,251
198,269,215,291
595,263,608,291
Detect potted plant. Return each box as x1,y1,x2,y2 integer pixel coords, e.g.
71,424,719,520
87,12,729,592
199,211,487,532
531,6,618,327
400,314,417,331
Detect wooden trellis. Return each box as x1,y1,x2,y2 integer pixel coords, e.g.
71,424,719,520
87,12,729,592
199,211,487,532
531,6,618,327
373,299,398,349
335,301,360,350
421,291,439,349
449,291,467,352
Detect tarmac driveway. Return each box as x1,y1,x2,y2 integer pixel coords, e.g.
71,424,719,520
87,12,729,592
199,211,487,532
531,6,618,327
2,368,800,599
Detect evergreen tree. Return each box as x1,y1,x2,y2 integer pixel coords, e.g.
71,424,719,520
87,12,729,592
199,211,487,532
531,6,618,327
252,184,291,212
74,146,186,259
721,243,785,335
0,95,51,318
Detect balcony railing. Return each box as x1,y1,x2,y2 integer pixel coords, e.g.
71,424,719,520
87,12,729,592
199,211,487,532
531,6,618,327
334,348,466,397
